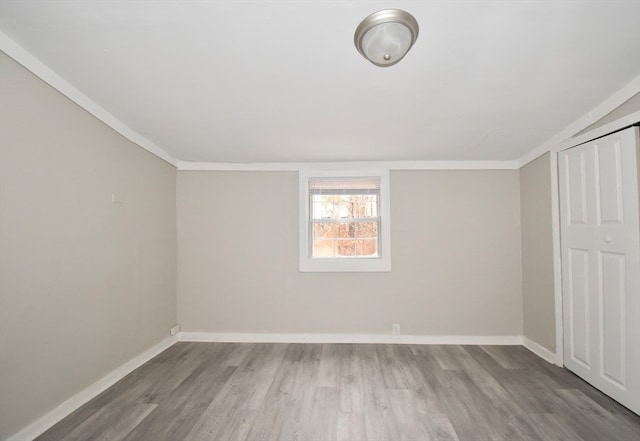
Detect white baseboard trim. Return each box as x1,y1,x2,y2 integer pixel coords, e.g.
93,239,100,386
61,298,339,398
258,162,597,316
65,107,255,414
7,333,550,440
7,336,178,441
523,337,557,365
178,332,524,346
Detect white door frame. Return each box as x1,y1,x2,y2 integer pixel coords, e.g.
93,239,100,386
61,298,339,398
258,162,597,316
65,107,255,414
549,111,640,367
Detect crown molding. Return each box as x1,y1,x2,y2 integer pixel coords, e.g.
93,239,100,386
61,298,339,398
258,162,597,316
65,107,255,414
4,30,636,171
176,160,520,171
0,32,178,167
550,111,640,153
518,75,640,167
0,35,518,172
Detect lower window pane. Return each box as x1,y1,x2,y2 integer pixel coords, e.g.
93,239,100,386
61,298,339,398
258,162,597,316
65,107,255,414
311,221,379,258
356,239,378,256
312,239,335,257
335,240,356,256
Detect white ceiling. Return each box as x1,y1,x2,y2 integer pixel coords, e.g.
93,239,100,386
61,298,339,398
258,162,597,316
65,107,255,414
1,1,639,164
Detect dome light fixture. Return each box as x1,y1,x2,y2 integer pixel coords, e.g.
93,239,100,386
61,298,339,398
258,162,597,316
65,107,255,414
354,9,419,67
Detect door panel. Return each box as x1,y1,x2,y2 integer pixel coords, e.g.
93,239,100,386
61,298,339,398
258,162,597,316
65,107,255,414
599,251,625,388
560,126,640,414
568,248,590,368
595,139,624,224
566,148,589,225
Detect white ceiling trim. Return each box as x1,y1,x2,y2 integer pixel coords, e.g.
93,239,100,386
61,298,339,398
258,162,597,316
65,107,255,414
0,35,519,172
176,160,520,171
0,32,178,167
518,75,640,168
551,111,640,154
3,30,636,173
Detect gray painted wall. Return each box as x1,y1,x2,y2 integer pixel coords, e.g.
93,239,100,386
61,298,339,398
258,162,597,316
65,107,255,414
0,52,177,440
520,153,556,352
177,170,523,337
519,95,640,356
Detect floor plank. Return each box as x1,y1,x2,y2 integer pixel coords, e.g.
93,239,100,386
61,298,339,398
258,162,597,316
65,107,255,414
35,343,640,441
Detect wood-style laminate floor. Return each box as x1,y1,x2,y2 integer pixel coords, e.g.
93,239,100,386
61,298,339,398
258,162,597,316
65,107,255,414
36,342,640,441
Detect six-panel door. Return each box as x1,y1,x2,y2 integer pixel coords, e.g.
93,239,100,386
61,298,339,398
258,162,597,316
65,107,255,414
559,127,640,414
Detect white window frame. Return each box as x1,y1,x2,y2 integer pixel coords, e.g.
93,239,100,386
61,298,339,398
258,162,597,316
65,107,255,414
299,169,391,272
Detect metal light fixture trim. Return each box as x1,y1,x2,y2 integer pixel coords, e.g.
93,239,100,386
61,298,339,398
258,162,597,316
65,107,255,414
354,9,419,67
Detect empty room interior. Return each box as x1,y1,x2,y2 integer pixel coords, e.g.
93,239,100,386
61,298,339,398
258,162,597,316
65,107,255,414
1,1,639,440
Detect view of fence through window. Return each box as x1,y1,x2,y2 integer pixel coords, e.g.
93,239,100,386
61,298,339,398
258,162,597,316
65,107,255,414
310,193,379,257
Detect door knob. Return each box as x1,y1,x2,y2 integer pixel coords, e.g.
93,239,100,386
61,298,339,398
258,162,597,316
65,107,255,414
604,236,612,243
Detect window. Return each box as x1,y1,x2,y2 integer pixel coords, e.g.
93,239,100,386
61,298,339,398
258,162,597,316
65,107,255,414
299,170,391,272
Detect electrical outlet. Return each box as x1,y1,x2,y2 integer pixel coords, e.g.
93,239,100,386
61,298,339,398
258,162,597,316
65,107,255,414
392,324,400,335
170,324,180,336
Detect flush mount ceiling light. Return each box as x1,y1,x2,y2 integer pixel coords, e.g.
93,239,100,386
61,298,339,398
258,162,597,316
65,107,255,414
354,9,419,67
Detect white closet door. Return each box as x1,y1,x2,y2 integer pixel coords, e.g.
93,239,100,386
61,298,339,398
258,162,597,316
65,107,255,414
559,126,640,414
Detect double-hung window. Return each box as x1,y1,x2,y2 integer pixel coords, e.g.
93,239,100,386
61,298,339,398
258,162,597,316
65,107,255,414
299,170,391,272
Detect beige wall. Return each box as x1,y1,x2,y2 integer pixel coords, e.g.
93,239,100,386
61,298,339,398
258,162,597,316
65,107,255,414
0,52,177,439
177,170,522,336
519,153,556,352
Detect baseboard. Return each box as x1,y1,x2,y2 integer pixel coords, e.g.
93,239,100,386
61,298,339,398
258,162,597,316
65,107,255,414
178,332,524,346
523,337,557,364
6,332,542,440
7,336,178,441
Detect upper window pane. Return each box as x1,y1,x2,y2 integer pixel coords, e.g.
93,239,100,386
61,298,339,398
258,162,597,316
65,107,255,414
311,194,378,220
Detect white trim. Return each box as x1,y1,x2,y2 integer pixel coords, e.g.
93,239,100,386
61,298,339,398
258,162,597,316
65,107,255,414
6,336,177,441
551,111,640,154
0,32,178,167
547,112,640,370
550,151,565,367
178,332,524,346
523,337,557,365
0,35,520,173
298,169,391,272
5,332,544,439
519,146,552,170
518,76,640,168
176,160,520,171
3,29,635,172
